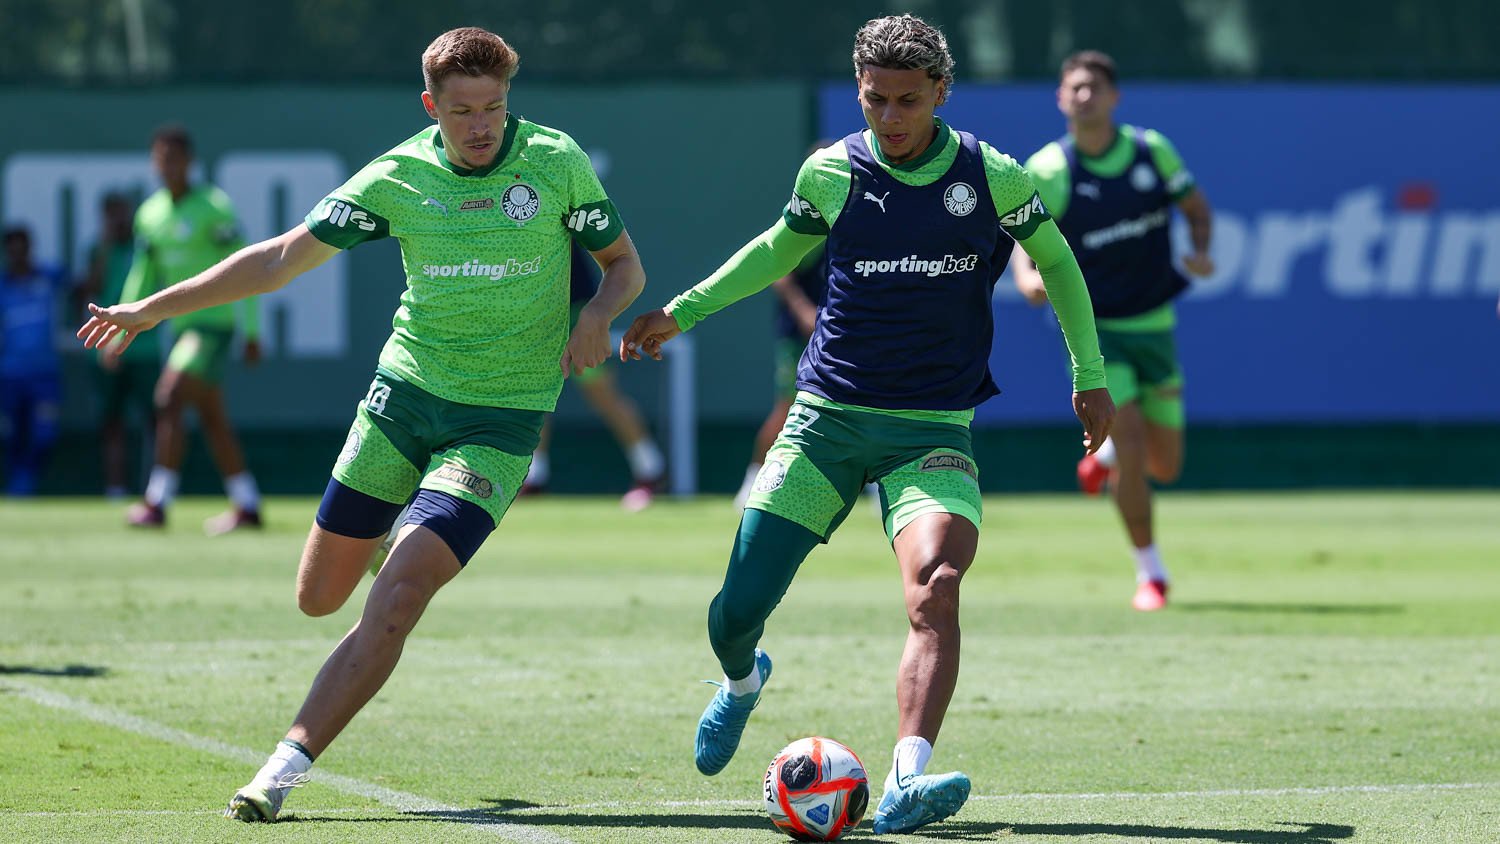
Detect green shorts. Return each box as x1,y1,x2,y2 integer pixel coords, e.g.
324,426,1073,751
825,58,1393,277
96,358,159,421
332,370,544,526
165,327,235,383
773,338,806,399
745,393,983,542
1098,328,1185,429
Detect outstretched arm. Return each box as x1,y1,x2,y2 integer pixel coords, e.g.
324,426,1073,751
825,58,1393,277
620,218,821,361
78,223,338,354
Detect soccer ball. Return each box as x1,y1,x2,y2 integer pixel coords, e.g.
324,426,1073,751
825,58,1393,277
763,737,869,841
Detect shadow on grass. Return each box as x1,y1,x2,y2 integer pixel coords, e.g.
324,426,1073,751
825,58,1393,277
283,801,773,832
1177,602,1403,616
0,664,108,677
281,802,1353,843
942,820,1354,842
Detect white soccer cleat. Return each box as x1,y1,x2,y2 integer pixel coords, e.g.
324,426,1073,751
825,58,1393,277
224,772,309,823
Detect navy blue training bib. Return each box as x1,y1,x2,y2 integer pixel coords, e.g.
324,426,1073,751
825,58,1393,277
797,129,1008,411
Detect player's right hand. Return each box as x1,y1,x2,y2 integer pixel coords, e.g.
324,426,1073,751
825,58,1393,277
77,302,160,356
1073,387,1116,455
619,308,681,362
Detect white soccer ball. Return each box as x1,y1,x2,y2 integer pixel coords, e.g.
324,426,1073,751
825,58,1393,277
763,737,869,841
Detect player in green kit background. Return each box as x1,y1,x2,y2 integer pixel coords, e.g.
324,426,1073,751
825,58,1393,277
1010,50,1215,611
79,27,647,823
119,125,266,533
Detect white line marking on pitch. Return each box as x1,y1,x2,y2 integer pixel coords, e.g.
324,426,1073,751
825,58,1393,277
6,781,1497,820
2,680,571,844
493,780,1500,812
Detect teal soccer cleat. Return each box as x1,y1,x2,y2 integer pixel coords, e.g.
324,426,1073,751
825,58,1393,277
694,649,772,775
871,771,971,834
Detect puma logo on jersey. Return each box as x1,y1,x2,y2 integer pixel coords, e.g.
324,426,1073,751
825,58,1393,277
1000,194,1047,229
1076,181,1102,201
421,197,449,212
863,190,890,212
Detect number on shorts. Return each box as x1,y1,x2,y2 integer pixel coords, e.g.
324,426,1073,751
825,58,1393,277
783,404,821,436
364,380,391,414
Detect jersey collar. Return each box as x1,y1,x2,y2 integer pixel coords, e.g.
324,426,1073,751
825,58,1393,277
432,114,519,178
867,117,952,172
1068,124,1126,162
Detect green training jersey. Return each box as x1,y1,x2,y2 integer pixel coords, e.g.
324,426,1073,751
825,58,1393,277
120,185,255,335
1025,124,1195,330
306,117,622,411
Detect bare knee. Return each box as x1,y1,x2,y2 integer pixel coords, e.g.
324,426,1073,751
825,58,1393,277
907,565,963,637
298,589,340,617
1149,455,1182,485
369,579,430,637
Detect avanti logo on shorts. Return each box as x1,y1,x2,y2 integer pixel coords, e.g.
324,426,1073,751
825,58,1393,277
422,257,542,281
852,254,979,278
433,463,494,499
920,452,977,479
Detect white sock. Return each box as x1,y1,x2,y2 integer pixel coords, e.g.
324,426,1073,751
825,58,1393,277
144,466,179,508
886,736,933,789
1095,436,1118,468
253,740,313,787
1134,544,1169,583
734,464,761,510
724,663,763,697
627,439,664,481
225,471,261,511
526,452,550,486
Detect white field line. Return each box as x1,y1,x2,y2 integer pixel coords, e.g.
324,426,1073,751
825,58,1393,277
7,781,1498,819
2,680,572,844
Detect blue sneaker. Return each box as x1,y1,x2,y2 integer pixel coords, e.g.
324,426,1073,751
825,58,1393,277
871,771,971,834
694,649,772,775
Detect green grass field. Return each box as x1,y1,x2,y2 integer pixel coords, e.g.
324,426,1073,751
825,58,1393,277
1,491,1497,843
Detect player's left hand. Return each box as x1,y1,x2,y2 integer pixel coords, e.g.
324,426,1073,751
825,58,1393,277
1073,387,1116,455
561,305,611,377
1182,252,1215,278
619,308,681,362
243,339,262,366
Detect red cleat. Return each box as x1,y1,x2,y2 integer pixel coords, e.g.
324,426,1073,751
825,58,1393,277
204,507,263,536
620,476,661,512
1132,579,1169,612
1077,453,1110,496
126,501,166,528
517,481,546,498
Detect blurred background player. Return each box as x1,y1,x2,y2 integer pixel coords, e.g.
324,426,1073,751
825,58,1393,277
520,239,664,510
0,224,69,495
733,143,831,511
1010,50,1214,611
81,191,158,499
119,124,265,532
